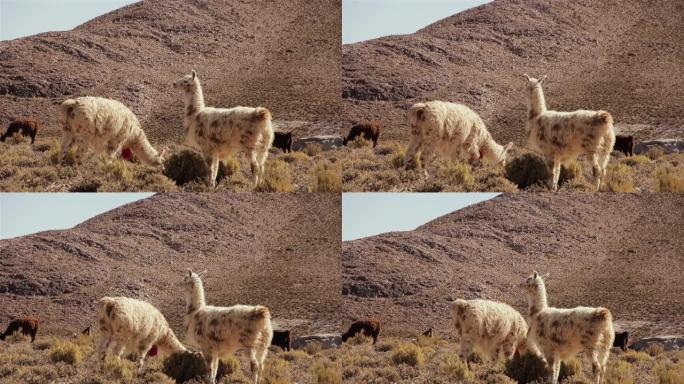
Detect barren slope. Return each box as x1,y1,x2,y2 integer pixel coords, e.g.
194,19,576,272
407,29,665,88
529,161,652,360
342,193,684,339
343,0,684,142
0,0,341,141
0,193,341,336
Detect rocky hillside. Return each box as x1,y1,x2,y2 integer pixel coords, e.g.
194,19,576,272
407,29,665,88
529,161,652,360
343,0,684,142
0,0,341,141
0,193,341,336
342,193,684,338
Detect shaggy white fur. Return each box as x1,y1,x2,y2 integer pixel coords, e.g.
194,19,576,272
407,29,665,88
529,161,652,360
182,270,273,384
524,75,615,191
520,272,614,384
59,97,165,166
96,296,185,373
405,101,513,177
173,70,274,188
451,299,528,362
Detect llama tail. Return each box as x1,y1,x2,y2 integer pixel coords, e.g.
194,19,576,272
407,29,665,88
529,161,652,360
129,131,165,167
254,107,272,121
59,99,78,127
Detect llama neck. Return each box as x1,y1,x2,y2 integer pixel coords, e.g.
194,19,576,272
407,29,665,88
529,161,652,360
184,80,205,117
528,85,547,118
159,329,186,353
129,131,162,166
528,282,548,316
480,137,504,163
187,280,206,312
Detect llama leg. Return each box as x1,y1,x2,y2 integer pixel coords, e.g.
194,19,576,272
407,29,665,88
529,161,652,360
249,348,260,384
256,144,269,178
137,342,154,374
459,338,473,362
551,159,561,191
97,335,110,363
60,132,74,163
598,347,610,384
208,155,219,188
550,357,561,384
589,153,601,191
113,342,125,361
107,142,123,163
75,139,88,162
207,355,219,384
598,150,610,190
502,340,516,360
420,145,434,178
404,137,421,170
248,149,259,188
255,342,269,383
589,350,603,384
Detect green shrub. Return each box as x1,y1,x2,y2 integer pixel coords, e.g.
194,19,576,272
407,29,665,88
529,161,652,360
505,153,550,189
504,352,549,383
162,351,234,383
162,149,231,186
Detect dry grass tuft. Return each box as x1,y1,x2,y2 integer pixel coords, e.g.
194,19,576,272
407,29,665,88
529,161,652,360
303,341,324,356
646,147,665,160
262,358,292,384
603,163,635,192
258,160,295,192
645,343,665,357
390,342,424,367
304,143,323,157
621,155,651,166
280,151,309,163
654,360,684,384
309,360,341,384
441,356,475,382
604,359,634,384
310,161,341,192
653,165,684,192
47,340,83,365
347,137,371,149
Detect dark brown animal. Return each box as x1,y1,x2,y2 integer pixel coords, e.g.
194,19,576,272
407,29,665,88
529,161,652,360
1,118,39,144
344,121,381,148
271,329,291,351
0,317,39,342
422,328,433,338
614,135,634,156
613,331,630,351
342,319,381,344
273,131,293,153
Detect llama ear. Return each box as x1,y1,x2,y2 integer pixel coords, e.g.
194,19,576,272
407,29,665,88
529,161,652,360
198,270,207,278
539,75,547,84
186,269,193,277
524,73,531,82
504,142,514,152
532,270,538,278
191,70,196,79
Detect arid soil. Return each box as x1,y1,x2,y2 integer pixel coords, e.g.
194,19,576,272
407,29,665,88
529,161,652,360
342,193,684,339
0,0,342,142
0,193,342,337
342,0,684,143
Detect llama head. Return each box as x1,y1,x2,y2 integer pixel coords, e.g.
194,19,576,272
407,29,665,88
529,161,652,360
524,74,547,91
173,70,200,92
182,269,207,296
519,270,548,295
498,142,514,166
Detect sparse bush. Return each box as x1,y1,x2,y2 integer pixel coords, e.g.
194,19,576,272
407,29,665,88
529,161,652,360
259,160,295,192
304,341,324,356
262,358,292,384
99,159,133,182
162,351,234,383
304,143,323,157
49,141,76,166
162,149,230,186
104,357,133,380
390,343,424,367
654,165,684,192
280,151,309,163
654,360,684,384
347,333,372,346
477,173,519,192
311,161,341,192
390,149,406,169
33,143,51,152
441,356,475,382
504,352,548,383
505,153,550,189
645,343,665,357
48,340,83,365
441,162,475,190
68,180,101,192
603,163,635,192
348,137,371,148
604,359,634,384
646,146,665,160
375,340,397,352
310,360,341,384
621,155,651,166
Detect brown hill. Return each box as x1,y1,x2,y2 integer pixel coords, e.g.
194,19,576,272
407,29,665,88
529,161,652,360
342,193,684,339
0,193,341,336
0,0,341,141
342,0,684,143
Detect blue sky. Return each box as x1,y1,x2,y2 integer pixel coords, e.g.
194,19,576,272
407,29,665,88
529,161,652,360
342,193,498,241
342,0,491,44
0,0,138,41
0,193,153,239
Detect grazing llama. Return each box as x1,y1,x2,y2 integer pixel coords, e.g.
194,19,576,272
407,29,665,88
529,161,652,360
97,297,186,373
520,271,614,384
1,118,39,144
524,75,615,191
0,316,39,342
173,70,274,188
182,269,273,384
451,299,528,362
405,101,513,176
59,97,166,166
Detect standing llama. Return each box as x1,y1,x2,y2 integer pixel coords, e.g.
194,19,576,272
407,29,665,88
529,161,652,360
405,101,513,176
524,75,615,191
59,97,166,166
97,297,186,373
173,70,274,188
451,299,528,362
182,269,273,384
520,272,614,384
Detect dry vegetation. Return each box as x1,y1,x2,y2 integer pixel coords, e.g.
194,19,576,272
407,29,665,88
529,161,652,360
0,332,342,384
337,334,683,384
340,139,684,192
0,138,341,192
